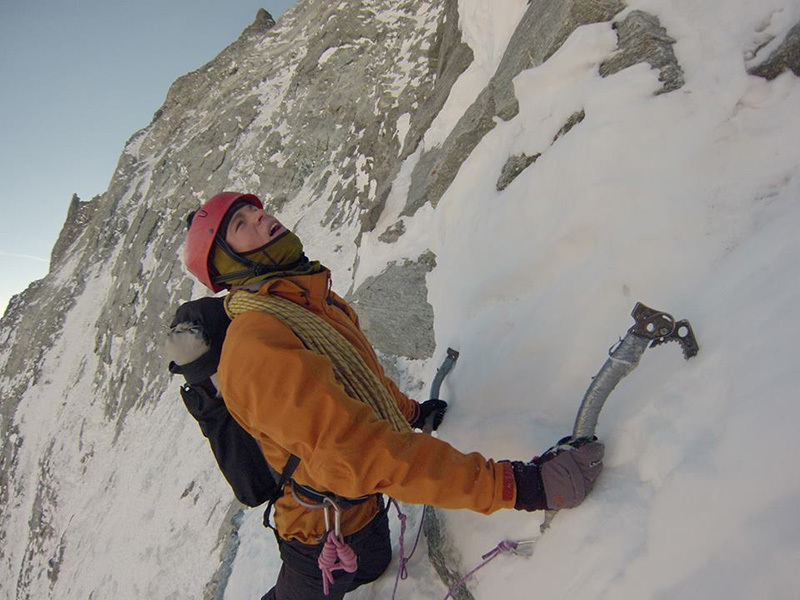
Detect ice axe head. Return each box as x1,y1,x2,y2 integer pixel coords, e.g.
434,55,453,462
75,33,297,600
629,302,699,359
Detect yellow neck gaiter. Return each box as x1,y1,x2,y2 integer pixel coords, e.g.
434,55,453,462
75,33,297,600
211,231,323,288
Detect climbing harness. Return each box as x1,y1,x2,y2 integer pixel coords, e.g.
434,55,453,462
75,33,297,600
225,286,417,595
262,454,301,531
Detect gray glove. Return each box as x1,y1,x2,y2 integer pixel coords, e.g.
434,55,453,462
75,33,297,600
166,297,231,389
166,322,210,368
537,438,604,509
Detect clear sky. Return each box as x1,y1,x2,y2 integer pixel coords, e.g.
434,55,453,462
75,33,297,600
0,0,297,315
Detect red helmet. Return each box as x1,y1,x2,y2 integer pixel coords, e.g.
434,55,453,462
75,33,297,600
184,192,262,292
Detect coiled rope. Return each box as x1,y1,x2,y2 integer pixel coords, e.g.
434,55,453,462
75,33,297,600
224,290,411,433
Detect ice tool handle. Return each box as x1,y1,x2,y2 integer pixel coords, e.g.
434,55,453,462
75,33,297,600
423,348,460,434
570,302,699,441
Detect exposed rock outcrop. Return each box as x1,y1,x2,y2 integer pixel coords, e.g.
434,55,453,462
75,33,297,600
497,152,541,192
0,3,462,596
599,10,685,94
403,0,626,217
748,20,800,80
347,251,437,360
49,194,101,270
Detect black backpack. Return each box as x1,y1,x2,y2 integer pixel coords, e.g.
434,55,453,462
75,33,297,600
167,296,297,507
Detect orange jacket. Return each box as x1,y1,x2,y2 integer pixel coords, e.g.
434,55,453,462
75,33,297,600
218,270,515,543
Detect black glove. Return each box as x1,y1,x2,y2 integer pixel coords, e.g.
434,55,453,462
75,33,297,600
511,460,548,511
513,437,604,511
410,399,448,431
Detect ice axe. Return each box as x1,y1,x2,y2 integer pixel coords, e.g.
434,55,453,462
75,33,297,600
538,301,699,533
399,347,470,600
423,347,460,434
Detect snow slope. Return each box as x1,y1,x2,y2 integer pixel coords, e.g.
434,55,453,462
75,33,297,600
228,1,800,598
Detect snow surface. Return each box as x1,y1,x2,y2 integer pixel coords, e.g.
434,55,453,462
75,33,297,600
226,1,800,598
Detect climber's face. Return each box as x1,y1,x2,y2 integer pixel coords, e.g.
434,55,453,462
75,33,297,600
225,203,287,253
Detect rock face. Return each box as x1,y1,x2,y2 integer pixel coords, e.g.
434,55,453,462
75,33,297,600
497,152,541,192
748,20,800,80
403,0,626,217
599,10,684,94
49,194,101,270
424,507,475,600
347,251,437,360
0,1,691,597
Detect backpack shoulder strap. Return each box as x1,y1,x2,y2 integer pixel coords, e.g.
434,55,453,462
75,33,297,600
278,454,301,487
263,454,301,532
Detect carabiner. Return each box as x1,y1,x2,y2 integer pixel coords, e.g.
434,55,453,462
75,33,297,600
323,497,342,537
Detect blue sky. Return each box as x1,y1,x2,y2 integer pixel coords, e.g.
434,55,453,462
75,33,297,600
0,0,297,314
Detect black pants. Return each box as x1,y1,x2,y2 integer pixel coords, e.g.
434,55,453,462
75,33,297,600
261,507,392,600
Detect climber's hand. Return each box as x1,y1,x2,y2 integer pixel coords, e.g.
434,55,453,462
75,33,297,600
411,399,448,431
535,437,604,509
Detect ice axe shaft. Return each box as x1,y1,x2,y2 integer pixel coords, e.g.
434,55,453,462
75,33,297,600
423,348,460,434
571,301,699,440
571,333,649,439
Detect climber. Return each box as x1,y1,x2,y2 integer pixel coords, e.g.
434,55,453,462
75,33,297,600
182,192,604,600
